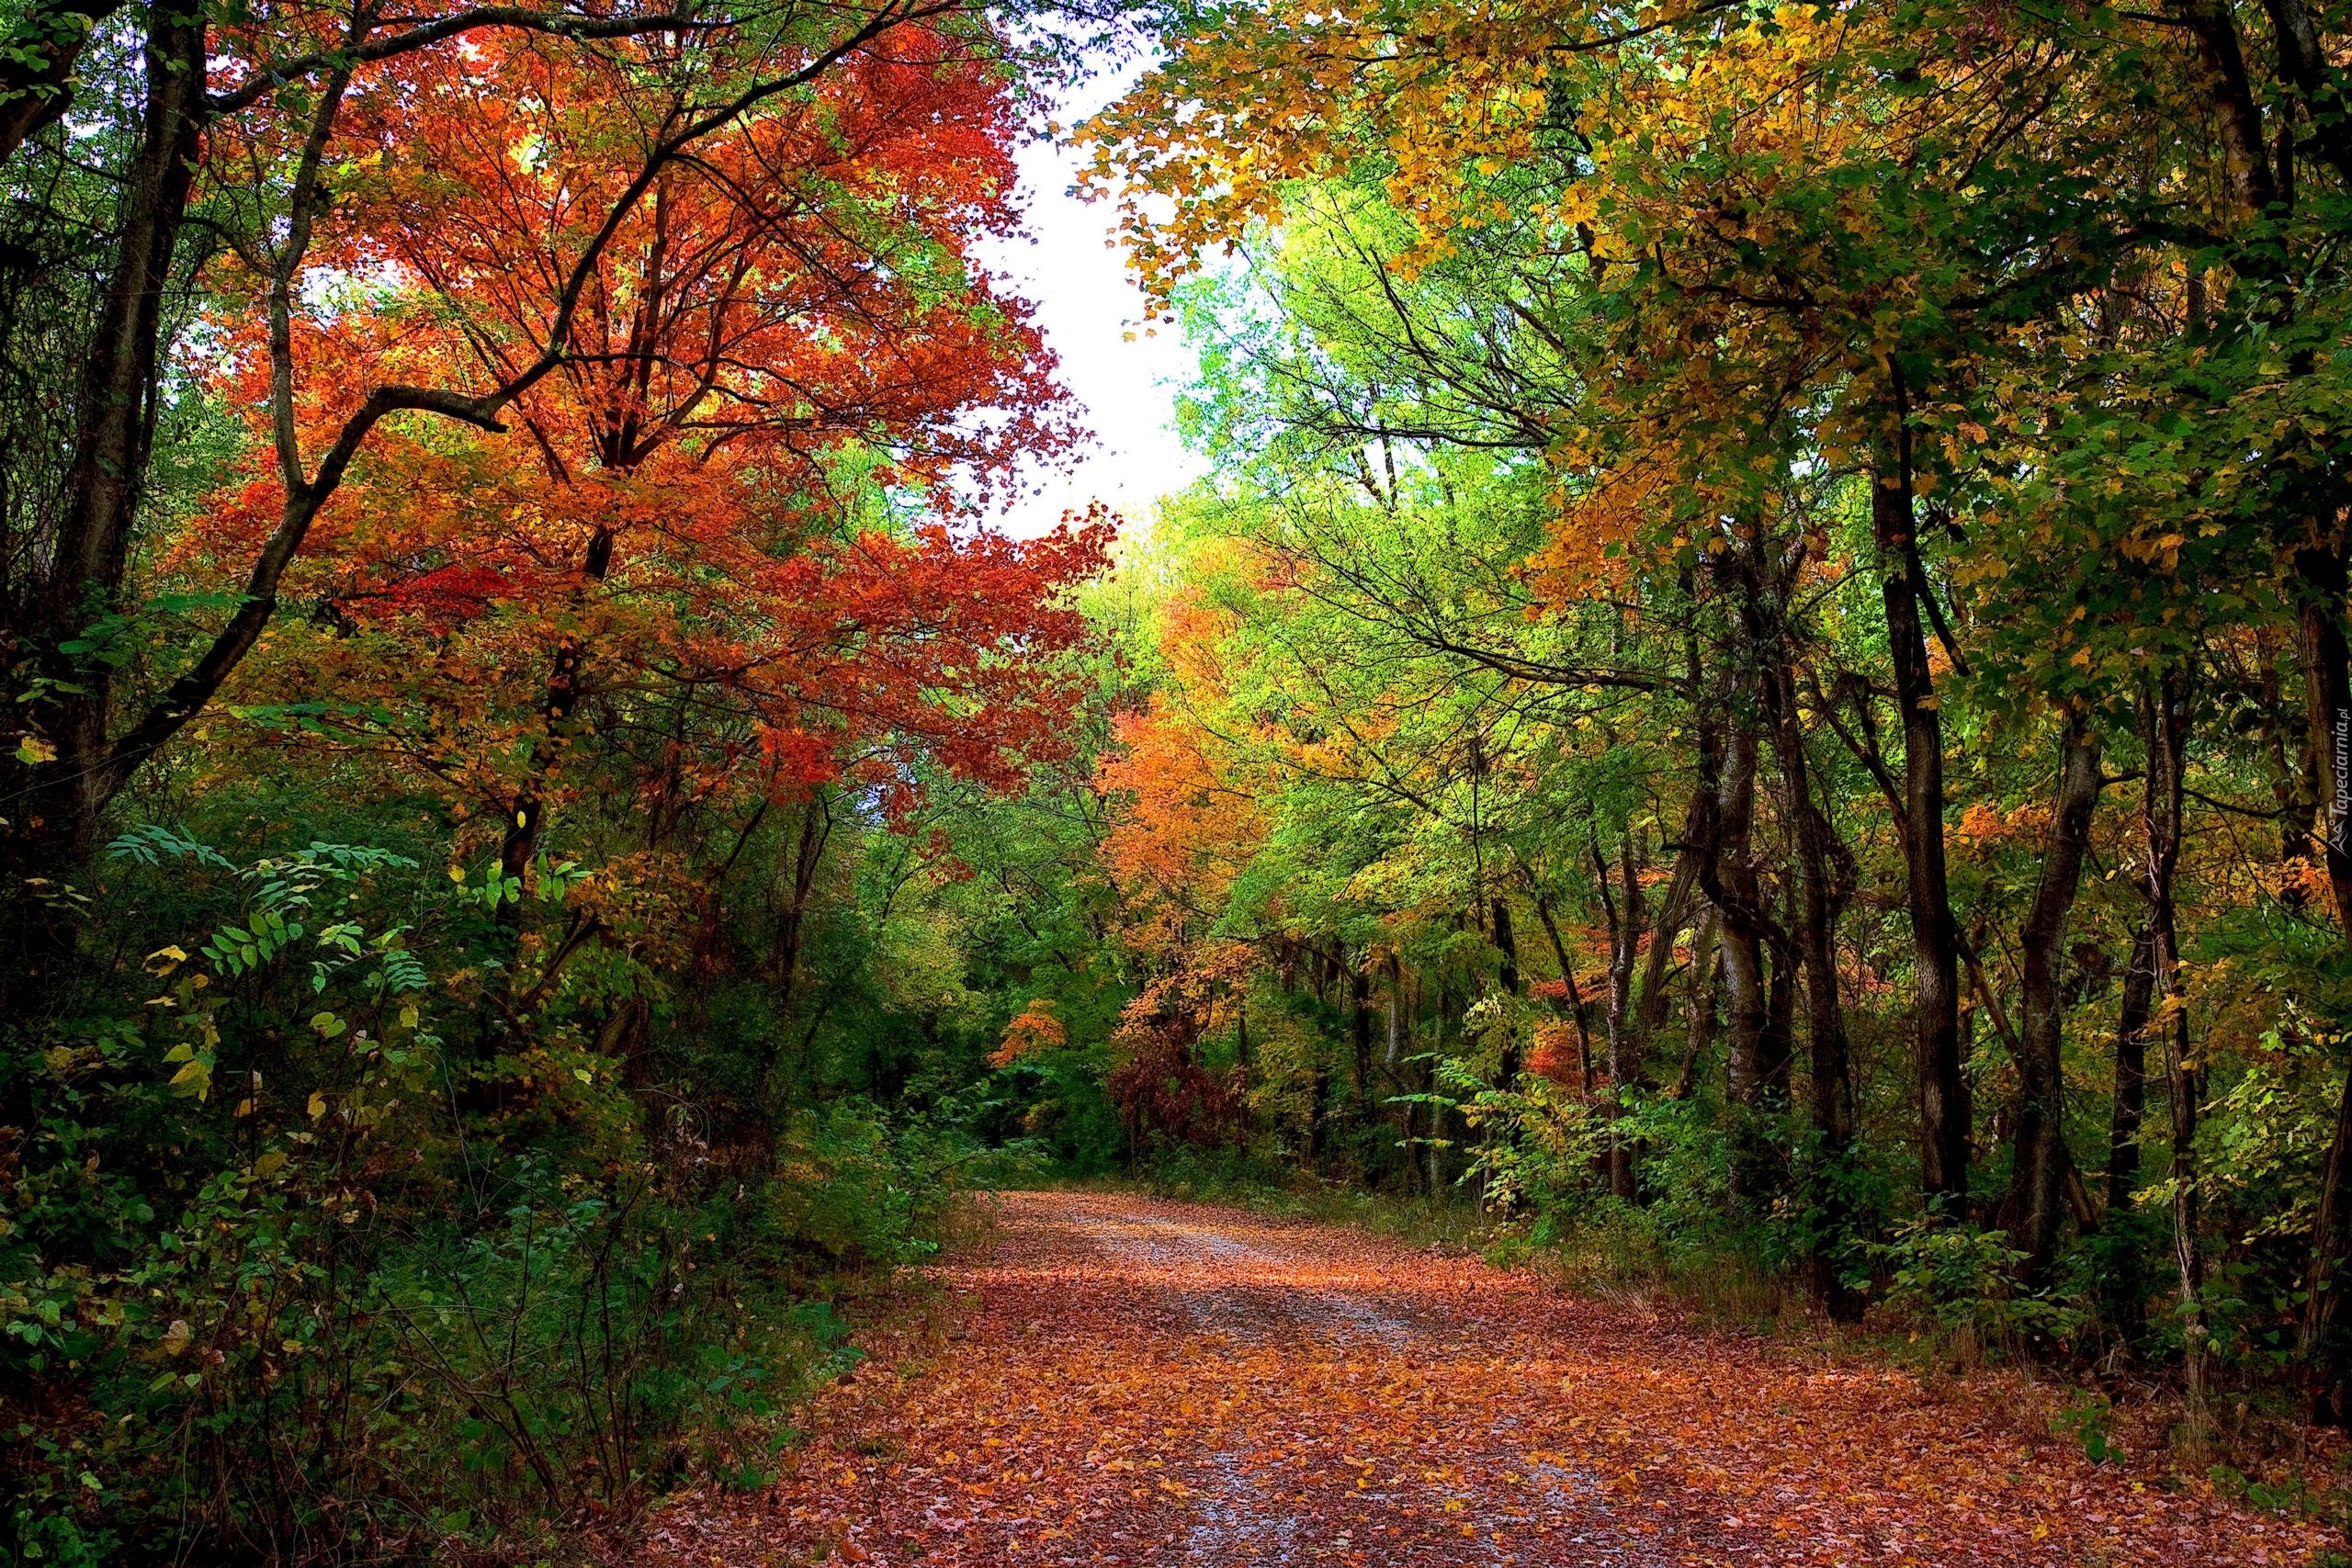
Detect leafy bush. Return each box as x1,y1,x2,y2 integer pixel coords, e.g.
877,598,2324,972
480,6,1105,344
2,829,980,1562
1872,1217,2093,1358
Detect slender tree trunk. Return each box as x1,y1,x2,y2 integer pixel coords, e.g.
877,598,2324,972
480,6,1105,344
1738,538,1860,1316
2106,922,2156,1210
2144,670,2207,1416
1713,723,1778,1208
1384,952,1402,1070
771,793,832,1009
1490,898,1522,1086
1596,832,1645,1200
1351,960,1374,1114
753,793,833,1113
1673,908,1719,1100
498,526,617,917
1310,1055,1332,1164
1422,986,1453,1193
1874,421,1968,1213
1634,791,1707,1049
2256,626,2321,872
2005,715,2104,1281
1532,889,1597,1101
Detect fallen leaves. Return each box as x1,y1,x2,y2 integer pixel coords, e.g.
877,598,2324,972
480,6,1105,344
642,1194,2349,1565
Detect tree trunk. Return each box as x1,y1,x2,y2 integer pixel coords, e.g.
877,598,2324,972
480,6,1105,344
1874,427,1968,1213
1634,793,1707,1050
1351,959,1374,1113
2295,541,2352,1413
1596,831,1645,1200
1384,952,1403,1070
494,525,618,1006
2005,715,2104,1281
1673,908,1719,1100
2105,922,2156,1211
1740,539,1860,1317
0,0,128,164
1491,897,1521,996
1713,724,1782,1208
2144,670,2207,1416
1,9,207,1008
1532,889,1596,1100
771,793,832,1009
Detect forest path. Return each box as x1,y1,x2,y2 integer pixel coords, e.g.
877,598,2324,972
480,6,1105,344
645,1191,2336,1566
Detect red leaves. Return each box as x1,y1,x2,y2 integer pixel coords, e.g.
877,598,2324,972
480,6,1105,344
1104,1021,1249,1151
187,11,1111,837
644,1194,2348,1567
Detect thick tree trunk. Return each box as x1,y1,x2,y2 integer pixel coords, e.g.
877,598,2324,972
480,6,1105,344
2294,541,2352,1413
1491,897,1521,996
1,9,206,1008
2005,715,2104,1281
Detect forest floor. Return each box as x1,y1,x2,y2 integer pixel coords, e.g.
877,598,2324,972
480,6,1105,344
643,1190,2347,1566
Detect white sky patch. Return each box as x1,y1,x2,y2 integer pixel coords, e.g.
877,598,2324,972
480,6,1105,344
976,62,1205,539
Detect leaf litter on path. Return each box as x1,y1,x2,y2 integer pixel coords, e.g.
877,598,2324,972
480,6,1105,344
643,1191,2347,1566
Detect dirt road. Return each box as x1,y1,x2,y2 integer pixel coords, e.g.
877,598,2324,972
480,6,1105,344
645,1191,2338,1565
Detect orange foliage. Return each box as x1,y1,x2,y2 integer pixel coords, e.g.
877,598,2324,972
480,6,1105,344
990,999,1069,1068
192,21,1110,837
1096,700,1264,959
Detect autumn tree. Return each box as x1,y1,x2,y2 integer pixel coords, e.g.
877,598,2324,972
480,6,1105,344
0,0,1103,1011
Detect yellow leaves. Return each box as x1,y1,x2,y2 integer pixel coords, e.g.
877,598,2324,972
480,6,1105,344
2115,531,2187,572
13,734,55,765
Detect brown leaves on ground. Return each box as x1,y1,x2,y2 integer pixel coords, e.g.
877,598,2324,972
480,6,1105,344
644,1192,2346,1566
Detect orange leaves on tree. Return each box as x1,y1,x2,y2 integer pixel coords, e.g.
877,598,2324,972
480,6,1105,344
189,15,1111,841
989,998,1068,1068
1096,699,1265,964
